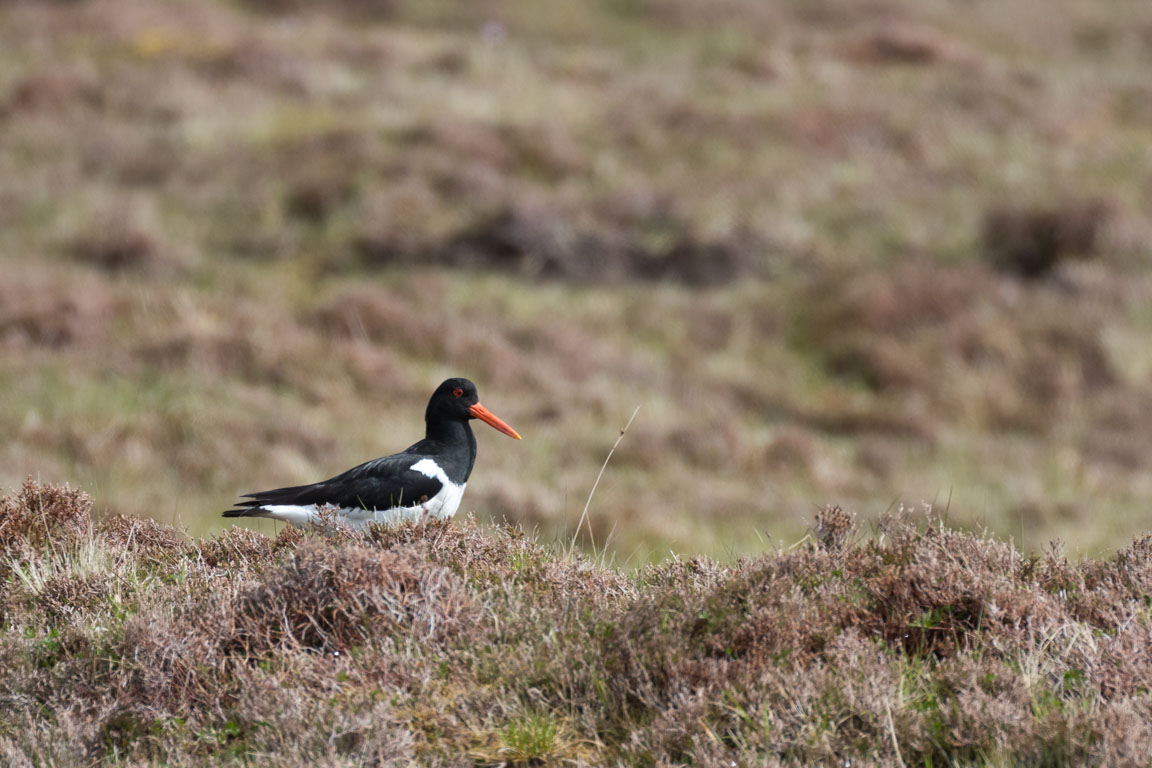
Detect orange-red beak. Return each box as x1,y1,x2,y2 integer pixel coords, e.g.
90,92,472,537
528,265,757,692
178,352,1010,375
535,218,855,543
469,403,522,440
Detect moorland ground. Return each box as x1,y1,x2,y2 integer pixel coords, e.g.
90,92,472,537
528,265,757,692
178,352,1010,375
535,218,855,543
2,0,1152,560
5,482,1152,765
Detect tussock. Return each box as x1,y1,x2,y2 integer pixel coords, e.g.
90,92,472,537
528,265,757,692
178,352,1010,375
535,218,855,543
4,484,1152,764
0,478,91,556
984,200,1113,278
98,514,185,564
799,261,1119,433
230,541,475,652
195,525,277,570
814,503,854,551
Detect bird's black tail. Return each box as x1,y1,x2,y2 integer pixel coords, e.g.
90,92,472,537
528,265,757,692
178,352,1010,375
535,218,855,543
222,496,269,518
222,508,253,518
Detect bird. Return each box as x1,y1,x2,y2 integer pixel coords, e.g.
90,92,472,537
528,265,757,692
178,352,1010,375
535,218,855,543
223,378,521,528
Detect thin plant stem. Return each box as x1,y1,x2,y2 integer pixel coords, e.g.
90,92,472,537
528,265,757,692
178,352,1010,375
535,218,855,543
569,406,640,556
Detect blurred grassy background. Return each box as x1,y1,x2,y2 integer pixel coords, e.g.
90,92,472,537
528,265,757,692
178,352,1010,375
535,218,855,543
3,0,1152,561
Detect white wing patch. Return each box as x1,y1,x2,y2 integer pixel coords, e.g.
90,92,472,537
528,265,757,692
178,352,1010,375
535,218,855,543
410,458,446,481
251,459,467,530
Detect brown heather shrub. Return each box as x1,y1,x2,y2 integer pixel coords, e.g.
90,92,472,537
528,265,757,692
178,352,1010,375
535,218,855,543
195,525,277,570
983,199,1114,279
98,514,185,564
35,572,116,625
365,517,633,601
0,264,131,351
799,261,1117,432
3,67,105,115
229,541,475,653
66,221,168,273
7,484,1152,764
848,22,973,66
274,130,375,223
110,537,476,727
0,478,91,555
814,503,855,551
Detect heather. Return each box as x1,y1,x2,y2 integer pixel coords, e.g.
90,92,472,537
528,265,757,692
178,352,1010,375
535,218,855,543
4,481,1152,766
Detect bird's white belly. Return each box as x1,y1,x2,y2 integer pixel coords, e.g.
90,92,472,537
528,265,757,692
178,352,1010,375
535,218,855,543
258,481,466,530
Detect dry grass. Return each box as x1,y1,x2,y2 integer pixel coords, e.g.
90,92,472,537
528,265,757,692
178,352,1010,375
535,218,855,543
6,483,1152,765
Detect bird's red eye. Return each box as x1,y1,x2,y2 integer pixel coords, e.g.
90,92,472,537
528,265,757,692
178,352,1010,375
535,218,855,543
453,387,464,398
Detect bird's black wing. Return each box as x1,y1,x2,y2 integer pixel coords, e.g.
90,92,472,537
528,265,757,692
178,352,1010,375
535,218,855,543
224,453,443,517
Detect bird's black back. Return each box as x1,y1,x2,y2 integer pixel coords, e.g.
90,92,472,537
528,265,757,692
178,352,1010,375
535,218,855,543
224,421,477,515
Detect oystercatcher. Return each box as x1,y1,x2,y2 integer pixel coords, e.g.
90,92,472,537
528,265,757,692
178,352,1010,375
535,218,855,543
223,378,520,528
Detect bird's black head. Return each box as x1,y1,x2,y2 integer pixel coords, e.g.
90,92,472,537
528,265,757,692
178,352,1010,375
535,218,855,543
425,378,521,439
